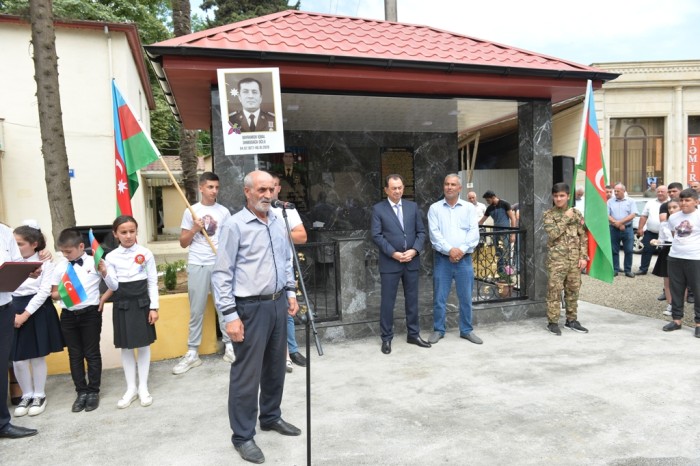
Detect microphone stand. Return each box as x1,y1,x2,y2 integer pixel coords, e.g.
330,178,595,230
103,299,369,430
279,206,323,466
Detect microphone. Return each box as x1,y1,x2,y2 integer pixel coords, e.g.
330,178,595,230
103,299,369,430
271,199,296,209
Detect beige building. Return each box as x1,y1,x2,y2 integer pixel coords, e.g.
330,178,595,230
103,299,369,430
0,15,156,250
555,60,700,193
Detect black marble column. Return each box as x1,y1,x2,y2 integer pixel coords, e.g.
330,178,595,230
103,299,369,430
517,100,552,303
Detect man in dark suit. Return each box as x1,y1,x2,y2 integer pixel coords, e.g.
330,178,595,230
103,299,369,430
371,174,431,354
228,77,276,132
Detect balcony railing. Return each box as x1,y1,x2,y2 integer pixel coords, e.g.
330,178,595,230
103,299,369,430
295,241,341,322
472,226,527,303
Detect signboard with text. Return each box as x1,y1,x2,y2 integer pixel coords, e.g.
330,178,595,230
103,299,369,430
217,68,285,156
689,136,699,184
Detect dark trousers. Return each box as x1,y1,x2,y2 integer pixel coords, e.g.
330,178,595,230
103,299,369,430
380,267,420,341
610,226,634,273
668,257,700,322
0,303,13,429
60,306,102,393
229,294,287,446
639,230,658,273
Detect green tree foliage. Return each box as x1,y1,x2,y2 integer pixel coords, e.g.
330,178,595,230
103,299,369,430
1,0,169,45
200,0,300,27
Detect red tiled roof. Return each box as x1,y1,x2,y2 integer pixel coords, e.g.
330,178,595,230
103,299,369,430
152,10,597,74
146,10,617,129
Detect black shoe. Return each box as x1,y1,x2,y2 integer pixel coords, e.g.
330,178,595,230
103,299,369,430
625,272,635,278
406,336,431,348
71,393,88,413
658,291,667,301
547,323,561,336
234,439,265,464
289,352,307,367
260,418,301,436
381,340,391,354
695,327,700,338
663,321,682,332
565,320,589,333
636,270,647,275
0,423,38,439
85,393,99,412
688,294,695,304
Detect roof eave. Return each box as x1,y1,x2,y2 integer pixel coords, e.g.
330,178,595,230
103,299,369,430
145,45,620,83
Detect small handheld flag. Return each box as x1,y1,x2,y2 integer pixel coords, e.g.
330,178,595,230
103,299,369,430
88,229,105,267
57,263,88,308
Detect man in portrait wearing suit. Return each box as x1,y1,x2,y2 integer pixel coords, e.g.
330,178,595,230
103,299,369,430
228,77,276,133
371,174,431,354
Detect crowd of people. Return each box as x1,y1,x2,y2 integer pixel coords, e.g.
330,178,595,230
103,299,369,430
3,169,699,466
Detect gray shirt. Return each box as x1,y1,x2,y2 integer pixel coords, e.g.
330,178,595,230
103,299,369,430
212,207,295,322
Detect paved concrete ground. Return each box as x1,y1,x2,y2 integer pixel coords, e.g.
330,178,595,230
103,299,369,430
3,301,700,465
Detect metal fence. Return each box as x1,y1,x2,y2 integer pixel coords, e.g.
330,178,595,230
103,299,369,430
295,241,341,322
472,226,527,303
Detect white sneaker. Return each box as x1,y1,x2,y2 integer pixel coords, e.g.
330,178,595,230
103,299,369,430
139,391,153,407
172,352,202,375
223,346,235,364
14,397,32,417
663,304,672,316
28,396,47,416
286,359,293,373
117,391,138,409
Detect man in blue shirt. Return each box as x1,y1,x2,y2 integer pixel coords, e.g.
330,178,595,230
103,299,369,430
607,183,638,277
427,174,482,345
212,171,301,464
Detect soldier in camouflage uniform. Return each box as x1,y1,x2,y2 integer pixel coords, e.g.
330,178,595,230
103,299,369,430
543,182,589,335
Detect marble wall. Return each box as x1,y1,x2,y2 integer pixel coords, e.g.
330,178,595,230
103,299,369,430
211,89,552,338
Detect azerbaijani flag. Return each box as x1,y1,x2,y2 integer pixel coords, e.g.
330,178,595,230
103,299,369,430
112,80,160,216
88,228,105,267
574,80,615,283
58,263,88,308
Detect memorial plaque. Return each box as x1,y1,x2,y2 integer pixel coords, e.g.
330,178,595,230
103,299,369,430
380,147,414,199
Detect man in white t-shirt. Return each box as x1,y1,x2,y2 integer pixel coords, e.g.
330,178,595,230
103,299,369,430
270,173,308,372
662,188,700,336
636,185,668,275
173,172,233,375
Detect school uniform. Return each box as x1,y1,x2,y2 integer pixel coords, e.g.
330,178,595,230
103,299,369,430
52,253,103,394
11,253,64,360
104,244,159,349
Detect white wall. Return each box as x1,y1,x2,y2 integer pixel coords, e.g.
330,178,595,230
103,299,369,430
0,22,152,251
462,169,519,206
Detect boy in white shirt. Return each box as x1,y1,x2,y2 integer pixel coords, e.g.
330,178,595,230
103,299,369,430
662,189,700,336
173,172,233,375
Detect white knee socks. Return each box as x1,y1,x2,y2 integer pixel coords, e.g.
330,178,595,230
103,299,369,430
136,346,151,395
12,357,48,399
13,359,33,399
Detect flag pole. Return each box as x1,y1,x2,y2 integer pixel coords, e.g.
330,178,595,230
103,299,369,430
570,80,592,208
157,157,218,255
112,79,217,254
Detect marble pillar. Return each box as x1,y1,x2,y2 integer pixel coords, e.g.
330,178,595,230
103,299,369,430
518,100,552,303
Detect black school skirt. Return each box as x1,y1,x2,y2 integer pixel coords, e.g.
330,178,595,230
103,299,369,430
112,280,156,349
11,294,65,361
652,247,669,278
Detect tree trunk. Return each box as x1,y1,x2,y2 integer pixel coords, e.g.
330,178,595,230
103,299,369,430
172,0,199,204
30,0,76,243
